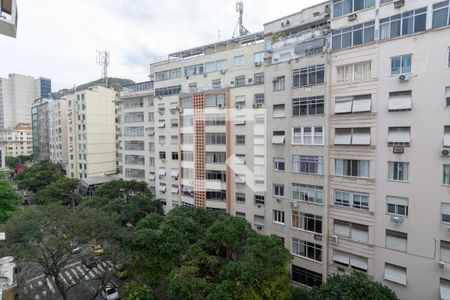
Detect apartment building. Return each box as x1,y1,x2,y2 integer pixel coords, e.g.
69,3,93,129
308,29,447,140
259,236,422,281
0,146,5,168
328,0,450,299
0,74,51,129
48,99,68,168
0,123,32,157
263,2,331,288
31,98,50,161
0,0,17,38
66,86,117,179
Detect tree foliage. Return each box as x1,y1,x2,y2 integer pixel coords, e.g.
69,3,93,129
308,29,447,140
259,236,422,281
4,155,32,169
34,177,80,206
0,177,20,223
93,179,150,200
291,271,397,300
15,161,63,192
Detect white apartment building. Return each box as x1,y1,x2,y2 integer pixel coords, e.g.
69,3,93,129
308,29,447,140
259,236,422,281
0,74,51,129
67,86,117,179
328,0,450,299
117,0,450,298
48,99,68,168
0,0,17,38
0,146,5,168
0,123,32,157
31,98,50,161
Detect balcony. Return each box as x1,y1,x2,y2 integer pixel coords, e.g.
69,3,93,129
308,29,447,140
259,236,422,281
120,81,154,97
0,0,17,38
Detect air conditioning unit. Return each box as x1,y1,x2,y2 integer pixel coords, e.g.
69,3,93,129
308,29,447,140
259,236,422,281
220,70,226,74
348,13,357,21
439,260,447,271
442,149,450,156
161,159,166,163
177,107,183,113
218,103,224,109
203,73,208,77
230,81,234,85
256,225,263,230
185,76,189,79
254,62,261,67
158,111,164,115
291,201,298,208
393,146,404,154
257,204,262,208
276,198,282,203
330,235,338,244
394,0,405,8
398,74,411,81
235,104,242,109
248,78,253,83
158,95,162,99
390,215,404,225
252,104,259,109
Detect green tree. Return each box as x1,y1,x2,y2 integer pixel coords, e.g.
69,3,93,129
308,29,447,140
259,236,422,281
0,204,127,300
34,177,80,206
4,155,32,169
0,177,20,223
124,281,156,300
93,179,150,200
302,271,397,300
15,161,63,192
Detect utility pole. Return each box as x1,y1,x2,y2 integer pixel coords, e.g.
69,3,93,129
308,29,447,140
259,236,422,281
96,50,110,87
232,1,250,38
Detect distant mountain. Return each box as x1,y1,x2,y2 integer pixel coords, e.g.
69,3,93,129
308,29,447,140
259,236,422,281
52,77,135,98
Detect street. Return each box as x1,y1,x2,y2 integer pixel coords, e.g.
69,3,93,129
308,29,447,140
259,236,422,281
23,260,113,300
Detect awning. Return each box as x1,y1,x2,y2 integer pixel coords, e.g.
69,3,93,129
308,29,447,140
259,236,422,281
254,215,265,226
388,93,412,111
157,121,165,128
158,168,166,176
170,168,179,177
171,187,179,194
158,186,166,192
170,103,178,110
272,135,285,144
384,264,406,285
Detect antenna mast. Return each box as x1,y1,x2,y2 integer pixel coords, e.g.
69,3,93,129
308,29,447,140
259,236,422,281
232,1,250,38
96,50,110,87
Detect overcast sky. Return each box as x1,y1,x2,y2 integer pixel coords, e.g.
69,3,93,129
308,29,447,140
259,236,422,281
0,0,323,90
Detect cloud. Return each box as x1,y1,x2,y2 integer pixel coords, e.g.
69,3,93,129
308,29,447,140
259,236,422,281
0,0,323,90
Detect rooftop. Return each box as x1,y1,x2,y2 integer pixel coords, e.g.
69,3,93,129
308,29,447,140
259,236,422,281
80,176,116,187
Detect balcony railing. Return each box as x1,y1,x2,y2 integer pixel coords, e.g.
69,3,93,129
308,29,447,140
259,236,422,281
121,81,154,96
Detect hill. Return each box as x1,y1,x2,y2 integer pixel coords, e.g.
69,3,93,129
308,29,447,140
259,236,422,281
52,77,135,98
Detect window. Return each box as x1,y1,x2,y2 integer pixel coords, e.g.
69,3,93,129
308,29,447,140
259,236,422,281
273,76,285,91
235,95,246,108
272,131,286,145
334,220,369,243
433,1,450,28
293,96,324,116
380,8,427,40
444,126,450,146
293,184,323,204
148,112,154,121
124,112,144,123
444,165,450,185
254,73,264,85
254,52,264,64
206,190,226,201
293,65,325,87
171,152,178,160
254,94,264,108
157,119,165,129
384,263,407,286
332,0,375,18
206,170,226,182
124,127,144,137
236,135,245,145
273,158,285,171
236,154,246,164
332,21,375,50
124,141,144,151
387,127,411,146
388,91,412,111
170,135,178,145
205,59,227,73
334,128,371,145
335,95,371,114
154,85,182,97
292,238,322,262
446,87,450,107
441,241,450,262
291,265,322,287
443,203,450,223
293,155,324,175
335,159,369,178
273,104,285,118
254,195,265,205
159,152,166,160
254,135,265,145
335,190,369,210
181,133,193,145
205,114,225,126
387,196,408,216
234,115,246,126
333,250,368,272
236,193,246,203
273,210,285,224
391,54,412,75
170,118,178,128
205,94,226,107
148,142,155,152
206,133,226,145
158,135,166,145
273,184,285,197
155,68,182,81
292,127,324,145
181,97,193,109
184,64,204,76
125,169,145,179
336,61,371,82
291,211,322,234
236,212,246,219
234,55,244,66
387,162,410,182
386,230,407,252
211,79,221,89
205,152,226,163
235,75,246,86
125,155,145,165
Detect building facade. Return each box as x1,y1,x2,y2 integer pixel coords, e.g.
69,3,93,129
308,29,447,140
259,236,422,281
66,86,117,179
31,98,50,161
117,0,450,298
0,123,33,157
0,74,51,129
48,99,68,169
0,0,17,38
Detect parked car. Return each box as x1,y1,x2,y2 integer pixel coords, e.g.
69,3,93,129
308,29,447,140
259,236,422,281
71,247,81,254
101,285,119,300
81,255,97,268
90,244,104,256
112,263,128,279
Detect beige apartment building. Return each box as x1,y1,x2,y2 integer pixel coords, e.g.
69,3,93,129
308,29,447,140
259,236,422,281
31,98,50,161
67,86,117,179
0,123,32,157
117,0,450,298
48,99,68,168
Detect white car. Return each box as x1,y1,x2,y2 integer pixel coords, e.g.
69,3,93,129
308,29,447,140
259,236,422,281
101,285,119,300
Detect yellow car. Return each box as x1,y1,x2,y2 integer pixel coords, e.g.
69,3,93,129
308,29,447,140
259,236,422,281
112,263,128,279
90,244,104,256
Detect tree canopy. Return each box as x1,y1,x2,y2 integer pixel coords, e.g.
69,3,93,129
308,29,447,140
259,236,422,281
15,161,63,192
34,177,80,206
4,155,32,169
0,177,20,223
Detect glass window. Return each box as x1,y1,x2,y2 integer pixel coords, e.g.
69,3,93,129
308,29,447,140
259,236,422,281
388,162,409,181
433,1,450,28
332,21,375,50
292,238,322,262
391,54,412,75
380,8,427,40
335,159,369,177
293,96,325,116
234,55,245,66
292,155,324,175
291,265,322,287
293,65,325,87
273,76,285,91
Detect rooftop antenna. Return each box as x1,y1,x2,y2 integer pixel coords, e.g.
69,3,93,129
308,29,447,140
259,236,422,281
232,1,250,38
96,50,110,87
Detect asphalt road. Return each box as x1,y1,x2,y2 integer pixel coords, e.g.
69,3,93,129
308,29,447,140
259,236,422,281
22,260,113,300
